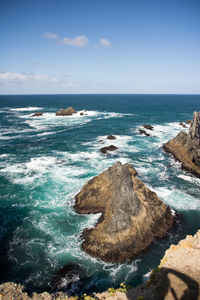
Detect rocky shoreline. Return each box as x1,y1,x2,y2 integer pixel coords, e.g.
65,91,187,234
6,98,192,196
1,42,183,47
164,111,200,178
1,230,199,299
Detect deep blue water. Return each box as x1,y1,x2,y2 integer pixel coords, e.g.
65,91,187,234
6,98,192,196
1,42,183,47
0,94,200,295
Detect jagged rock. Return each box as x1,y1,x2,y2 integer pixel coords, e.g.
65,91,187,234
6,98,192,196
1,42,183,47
56,107,76,116
179,122,186,128
74,162,174,263
31,112,43,117
186,120,191,124
100,145,118,154
143,124,154,130
107,135,116,140
139,129,150,137
164,111,200,177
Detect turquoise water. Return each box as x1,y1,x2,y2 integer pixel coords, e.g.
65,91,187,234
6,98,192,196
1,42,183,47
0,94,200,295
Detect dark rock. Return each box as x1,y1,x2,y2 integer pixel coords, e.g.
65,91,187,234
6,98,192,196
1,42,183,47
186,120,191,124
31,112,43,117
139,129,150,137
164,111,200,177
74,162,174,263
100,145,118,154
107,135,116,140
56,107,76,116
179,122,186,128
143,124,154,130
80,112,84,116
53,263,83,293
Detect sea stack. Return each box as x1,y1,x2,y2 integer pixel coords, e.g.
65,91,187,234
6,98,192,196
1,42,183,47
74,162,174,263
56,107,76,116
164,111,200,177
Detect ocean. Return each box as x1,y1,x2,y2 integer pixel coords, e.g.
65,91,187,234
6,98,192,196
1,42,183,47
0,94,200,295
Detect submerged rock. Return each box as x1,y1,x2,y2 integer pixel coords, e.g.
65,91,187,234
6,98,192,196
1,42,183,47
56,107,76,116
31,112,43,117
107,135,116,140
164,111,200,177
100,145,118,154
139,129,150,136
74,162,174,263
143,124,154,130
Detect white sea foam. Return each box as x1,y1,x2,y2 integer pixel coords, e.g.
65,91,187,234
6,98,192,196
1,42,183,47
153,186,200,210
10,107,42,111
177,174,200,185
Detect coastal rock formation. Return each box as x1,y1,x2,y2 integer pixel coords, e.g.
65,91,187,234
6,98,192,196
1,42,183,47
56,107,76,116
164,111,200,177
74,162,174,263
107,135,116,140
100,145,118,154
31,112,43,117
143,124,154,130
0,231,199,299
139,129,150,136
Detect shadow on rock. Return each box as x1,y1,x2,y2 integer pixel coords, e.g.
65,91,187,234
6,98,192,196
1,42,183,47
127,267,199,300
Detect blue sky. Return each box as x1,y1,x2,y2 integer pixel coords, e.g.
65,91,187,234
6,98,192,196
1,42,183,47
0,0,200,94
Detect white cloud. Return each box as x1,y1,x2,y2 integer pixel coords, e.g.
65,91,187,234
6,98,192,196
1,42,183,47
0,72,73,94
99,38,111,48
43,32,59,39
60,35,89,47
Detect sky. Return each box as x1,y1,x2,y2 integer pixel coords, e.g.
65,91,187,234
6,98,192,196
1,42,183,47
0,0,200,94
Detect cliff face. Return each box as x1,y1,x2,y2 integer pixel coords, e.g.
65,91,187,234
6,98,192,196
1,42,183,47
164,111,200,177
75,162,174,263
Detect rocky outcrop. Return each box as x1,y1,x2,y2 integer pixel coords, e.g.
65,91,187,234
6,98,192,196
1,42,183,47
164,112,200,177
100,145,118,154
74,162,174,263
107,135,116,140
31,112,43,117
143,124,154,130
56,107,76,116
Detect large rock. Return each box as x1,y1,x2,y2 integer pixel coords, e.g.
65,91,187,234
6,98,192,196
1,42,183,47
74,162,174,263
164,112,200,177
56,107,76,116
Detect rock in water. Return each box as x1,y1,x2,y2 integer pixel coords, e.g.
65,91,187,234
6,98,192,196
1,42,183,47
100,145,118,154
139,129,150,136
164,111,200,177
31,112,43,117
74,162,174,263
107,135,116,140
56,107,76,116
143,124,154,130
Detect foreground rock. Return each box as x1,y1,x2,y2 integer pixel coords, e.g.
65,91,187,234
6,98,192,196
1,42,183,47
56,107,76,116
31,112,43,117
100,145,118,154
75,162,174,263
164,111,200,177
0,231,199,299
